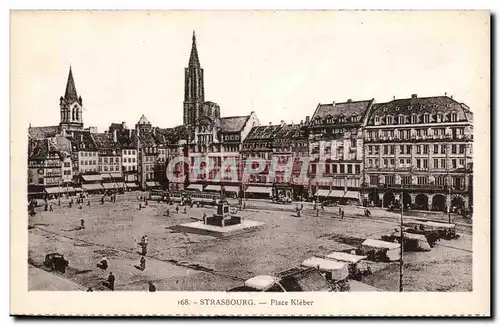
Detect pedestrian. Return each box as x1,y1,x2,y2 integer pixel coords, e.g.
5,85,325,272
144,235,149,245
58,198,61,206
145,200,148,206
321,202,325,211
141,243,148,256
338,207,342,215
243,202,246,210
49,204,53,212
87,200,90,207
139,203,142,210
316,207,319,217
341,209,344,219
68,201,72,208
101,197,104,205
99,256,108,270
107,272,115,291
78,204,82,210
80,219,85,229
175,205,179,214
148,281,156,292
183,206,187,214
166,208,170,217
71,198,74,205
202,212,207,224
44,203,48,211
140,256,146,271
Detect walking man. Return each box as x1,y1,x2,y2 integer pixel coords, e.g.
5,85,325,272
80,219,85,229
341,209,345,219
87,200,91,207
107,272,115,291
166,208,170,217
140,256,146,271
49,204,53,212
203,212,207,224
58,197,61,206
175,205,179,214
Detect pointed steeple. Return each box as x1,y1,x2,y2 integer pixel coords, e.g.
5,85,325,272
64,66,79,103
189,31,200,68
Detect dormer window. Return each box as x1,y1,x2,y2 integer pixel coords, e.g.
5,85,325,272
437,113,443,122
423,113,430,123
386,115,393,125
374,116,380,125
411,114,417,124
451,112,458,122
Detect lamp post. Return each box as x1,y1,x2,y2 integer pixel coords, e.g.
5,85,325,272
395,190,404,292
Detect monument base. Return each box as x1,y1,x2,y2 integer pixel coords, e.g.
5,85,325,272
172,220,265,238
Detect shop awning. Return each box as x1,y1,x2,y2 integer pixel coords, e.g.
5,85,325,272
74,187,83,192
45,187,63,194
186,184,203,191
115,182,126,189
126,182,139,189
102,182,118,190
82,174,102,182
205,185,221,192
82,184,103,191
146,181,161,187
316,189,345,197
65,186,76,192
245,186,272,194
101,173,112,180
344,191,360,200
224,186,240,193
109,172,122,179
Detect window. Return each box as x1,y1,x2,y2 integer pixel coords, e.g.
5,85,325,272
459,144,465,154
406,159,411,165
459,159,465,167
340,165,345,174
406,145,412,154
416,146,421,154
374,159,379,168
424,114,430,123
411,115,417,124
436,176,446,186
368,159,373,168
441,159,446,168
333,164,337,173
423,145,428,154
398,130,404,139
104,166,108,171
452,159,457,169
386,116,393,124
384,145,388,155
374,146,379,155
370,175,379,185
416,159,421,168
355,165,360,174
399,145,405,154
399,158,405,166
390,159,395,166
390,146,395,155
417,176,428,185
423,159,428,169
64,162,70,167
347,165,353,174
451,113,458,122
433,159,439,169
437,113,443,122
441,145,446,154
401,175,412,185
385,175,395,185
451,145,457,154
374,117,380,125
368,146,373,155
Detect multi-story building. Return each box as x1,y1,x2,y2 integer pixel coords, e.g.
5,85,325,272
65,130,99,174
109,122,138,184
27,139,64,197
307,99,373,204
135,115,159,189
361,94,473,212
154,126,188,191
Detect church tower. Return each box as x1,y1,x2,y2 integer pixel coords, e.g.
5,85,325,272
183,31,205,126
59,66,84,130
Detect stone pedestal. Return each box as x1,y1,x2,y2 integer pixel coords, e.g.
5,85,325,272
205,201,242,227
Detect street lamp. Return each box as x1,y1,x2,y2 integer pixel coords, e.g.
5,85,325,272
395,190,404,292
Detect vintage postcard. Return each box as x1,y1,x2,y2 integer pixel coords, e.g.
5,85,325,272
10,10,490,316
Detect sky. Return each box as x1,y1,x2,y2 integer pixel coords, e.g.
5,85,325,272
11,11,489,132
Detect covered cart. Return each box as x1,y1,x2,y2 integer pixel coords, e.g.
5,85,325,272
380,231,432,252
323,252,372,281
422,221,460,240
359,239,401,262
301,257,350,291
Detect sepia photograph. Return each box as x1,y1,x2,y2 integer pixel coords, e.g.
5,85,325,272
10,10,490,316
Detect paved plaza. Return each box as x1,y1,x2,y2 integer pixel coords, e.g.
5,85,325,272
28,192,472,292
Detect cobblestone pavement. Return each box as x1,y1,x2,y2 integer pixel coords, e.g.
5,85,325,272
28,192,472,291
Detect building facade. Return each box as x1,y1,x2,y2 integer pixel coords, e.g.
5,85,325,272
361,94,473,212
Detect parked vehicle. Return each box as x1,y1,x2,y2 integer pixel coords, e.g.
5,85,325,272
380,231,432,252
149,189,168,201
357,239,401,262
421,221,460,240
403,221,440,247
43,253,69,273
322,252,372,281
227,267,333,292
301,257,350,291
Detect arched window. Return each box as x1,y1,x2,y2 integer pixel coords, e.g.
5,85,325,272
72,108,75,120
386,115,393,125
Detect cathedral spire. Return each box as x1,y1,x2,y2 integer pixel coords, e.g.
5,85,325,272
64,66,79,103
189,31,200,68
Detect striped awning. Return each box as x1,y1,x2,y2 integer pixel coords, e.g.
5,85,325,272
82,184,103,191
186,184,203,191
102,182,117,190
126,183,139,189
45,187,63,194
82,174,102,182
205,185,221,192
245,186,272,194
224,186,240,193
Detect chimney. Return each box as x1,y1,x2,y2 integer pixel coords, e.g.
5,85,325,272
393,95,396,100
29,123,31,128
113,129,117,142
280,120,285,126
411,94,418,99
450,95,453,99
347,99,352,103
445,92,448,96
269,121,272,126
305,116,310,124
332,101,336,106
122,121,127,129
